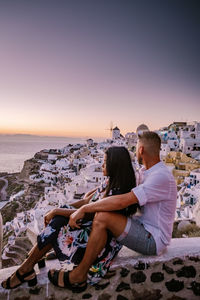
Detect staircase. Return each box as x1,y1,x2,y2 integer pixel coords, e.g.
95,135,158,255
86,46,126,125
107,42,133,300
2,237,32,269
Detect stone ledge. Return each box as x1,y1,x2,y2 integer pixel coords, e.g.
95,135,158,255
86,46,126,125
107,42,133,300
112,237,200,268
0,238,200,300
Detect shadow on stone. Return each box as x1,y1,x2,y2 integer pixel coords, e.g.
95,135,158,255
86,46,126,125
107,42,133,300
188,281,200,296
95,282,110,290
166,296,187,300
131,271,146,283
120,268,130,277
116,295,128,300
116,281,130,292
189,256,200,262
97,293,111,300
150,272,164,282
29,286,42,295
165,279,184,292
162,263,174,274
132,288,162,300
176,266,196,278
104,270,116,279
82,293,92,299
133,261,146,270
172,259,184,265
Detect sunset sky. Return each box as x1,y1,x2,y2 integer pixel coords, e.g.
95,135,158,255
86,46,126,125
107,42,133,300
0,0,199,138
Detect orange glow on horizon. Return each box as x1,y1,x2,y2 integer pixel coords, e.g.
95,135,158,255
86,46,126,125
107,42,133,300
0,127,108,139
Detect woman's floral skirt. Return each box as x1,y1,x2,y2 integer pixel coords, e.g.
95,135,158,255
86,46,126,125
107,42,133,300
37,206,122,285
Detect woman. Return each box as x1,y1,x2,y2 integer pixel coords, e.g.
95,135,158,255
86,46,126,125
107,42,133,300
1,146,138,290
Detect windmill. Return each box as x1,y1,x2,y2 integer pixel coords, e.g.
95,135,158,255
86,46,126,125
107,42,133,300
105,121,113,138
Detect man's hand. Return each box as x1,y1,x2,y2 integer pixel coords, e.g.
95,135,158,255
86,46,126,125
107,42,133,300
69,207,85,229
44,209,56,227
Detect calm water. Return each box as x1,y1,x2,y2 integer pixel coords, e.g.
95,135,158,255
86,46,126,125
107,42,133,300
0,135,87,173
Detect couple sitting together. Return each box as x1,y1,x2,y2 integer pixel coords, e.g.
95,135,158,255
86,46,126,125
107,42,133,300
2,131,177,293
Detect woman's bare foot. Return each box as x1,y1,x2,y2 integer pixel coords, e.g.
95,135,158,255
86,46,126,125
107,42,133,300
69,267,87,284
1,271,21,289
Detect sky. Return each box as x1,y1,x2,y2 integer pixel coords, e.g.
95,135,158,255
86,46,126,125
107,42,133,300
0,0,199,138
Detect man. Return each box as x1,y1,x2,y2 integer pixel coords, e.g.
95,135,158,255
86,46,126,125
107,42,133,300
49,131,177,289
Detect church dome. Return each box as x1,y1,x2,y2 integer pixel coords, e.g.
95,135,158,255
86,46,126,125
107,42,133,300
136,124,149,134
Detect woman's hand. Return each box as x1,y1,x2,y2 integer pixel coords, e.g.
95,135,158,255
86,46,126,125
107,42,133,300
83,190,97,205
83,188,98,199
83,196,91,205
69,207,85,229
44,209,56,227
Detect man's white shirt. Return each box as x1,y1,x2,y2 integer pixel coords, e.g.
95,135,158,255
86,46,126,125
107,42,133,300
132,161,177,255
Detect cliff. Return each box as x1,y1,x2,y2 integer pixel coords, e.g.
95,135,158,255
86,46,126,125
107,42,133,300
19,158,41,181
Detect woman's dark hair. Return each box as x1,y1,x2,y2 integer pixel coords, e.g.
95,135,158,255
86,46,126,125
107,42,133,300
104,146,138,216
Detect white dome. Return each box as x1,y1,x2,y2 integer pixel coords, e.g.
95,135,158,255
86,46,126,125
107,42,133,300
136,124,149,134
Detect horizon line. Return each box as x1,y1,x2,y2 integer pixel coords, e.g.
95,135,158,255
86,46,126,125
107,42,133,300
0,132,106,139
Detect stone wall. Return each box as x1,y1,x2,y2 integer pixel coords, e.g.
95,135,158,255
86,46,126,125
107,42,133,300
0,212,2,269
0,238,200,300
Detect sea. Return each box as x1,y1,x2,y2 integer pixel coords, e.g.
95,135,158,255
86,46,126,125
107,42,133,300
0,134,100,173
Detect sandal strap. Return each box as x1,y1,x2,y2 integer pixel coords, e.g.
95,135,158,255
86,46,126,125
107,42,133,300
63,271,71,288
53,270,59,286
6,277,11,289
15,269,34,283
48,269,87,292
72,280,87,286
48,270,59,286
3,274,21,289
63,271,86,289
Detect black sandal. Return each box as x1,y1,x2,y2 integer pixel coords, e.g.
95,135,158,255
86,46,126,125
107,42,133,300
48,269,87,293
1,269,37,289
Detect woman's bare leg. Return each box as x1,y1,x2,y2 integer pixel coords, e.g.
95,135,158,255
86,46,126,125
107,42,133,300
68,212,127,284
20,243,52,272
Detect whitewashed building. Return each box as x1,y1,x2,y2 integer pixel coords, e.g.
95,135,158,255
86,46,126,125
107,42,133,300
160,143,170,159
86,139,94,147
179,121,200,157
125,132,137,149
55,158,70,170
112,126,120,139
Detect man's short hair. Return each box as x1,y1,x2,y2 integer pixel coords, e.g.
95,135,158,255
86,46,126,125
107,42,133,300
138,131,161,156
